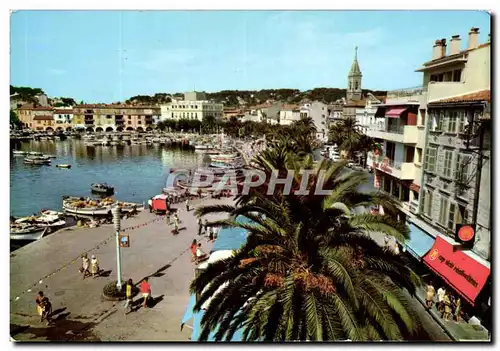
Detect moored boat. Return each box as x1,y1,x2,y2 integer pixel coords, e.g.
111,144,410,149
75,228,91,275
24,156,51,165
62,196,114,216
13,150,27,156
56,164,72,169
10,225,48,241
91,183,114,195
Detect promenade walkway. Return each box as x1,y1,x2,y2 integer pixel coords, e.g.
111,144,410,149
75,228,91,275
10,196,235,341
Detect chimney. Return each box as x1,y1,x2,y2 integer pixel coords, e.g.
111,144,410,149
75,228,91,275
468,27,480,50
450,35,462,55
432,39,445,60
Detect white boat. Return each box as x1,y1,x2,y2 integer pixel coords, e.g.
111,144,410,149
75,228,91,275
15,211,66,230
10,225,48,241
24,156,51,165
44,154,57,158
13,150,27,156
28,151,44,157
194,144,212,150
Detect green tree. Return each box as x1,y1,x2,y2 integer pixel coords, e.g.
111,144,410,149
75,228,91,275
328,118,362,159
10,109,22,128
191,146,425,342
202,115,217,134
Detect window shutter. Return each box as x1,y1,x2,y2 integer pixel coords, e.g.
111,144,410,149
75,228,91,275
437,149,445,175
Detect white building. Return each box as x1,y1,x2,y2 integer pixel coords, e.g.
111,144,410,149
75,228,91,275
279,105,301,126
160,92,223,122
53,107,74,125
300,101,328,140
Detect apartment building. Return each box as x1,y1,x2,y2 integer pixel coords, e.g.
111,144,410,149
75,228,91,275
72,105,160,132
299,101,328,140
415,28,491,263
53,108,74,131
160,92,224,122
366,28,491,314
17,105,55,130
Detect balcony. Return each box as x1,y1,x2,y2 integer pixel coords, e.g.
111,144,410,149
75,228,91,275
366,125,419,144
372,156,416,180
84,115,94,121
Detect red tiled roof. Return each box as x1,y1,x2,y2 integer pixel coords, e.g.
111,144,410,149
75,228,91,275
33,115,54,121
18,104,53,111
75,104,159,109
430,90,490,104
54,110,74,114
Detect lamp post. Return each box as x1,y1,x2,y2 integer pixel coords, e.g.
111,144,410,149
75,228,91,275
113,206,123,290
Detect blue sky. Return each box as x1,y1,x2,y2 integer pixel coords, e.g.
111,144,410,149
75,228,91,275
10,10,490,103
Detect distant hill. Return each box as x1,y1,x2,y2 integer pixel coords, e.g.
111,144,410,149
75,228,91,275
10,85,45,105
126,88,387,107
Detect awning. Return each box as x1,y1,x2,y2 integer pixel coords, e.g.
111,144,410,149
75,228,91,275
375,107,386,118
385,107,408,118
180,294,197,331
423,236,490,305
404,224,435,260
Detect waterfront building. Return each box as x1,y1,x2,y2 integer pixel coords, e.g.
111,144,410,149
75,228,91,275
72,105,160,132
160,92,224,122
223,108,246,120
53,108,74,131
17,105,54,130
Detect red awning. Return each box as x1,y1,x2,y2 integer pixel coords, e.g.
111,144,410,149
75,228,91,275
385,107,407,118
423,236,490,305
410,183,420,192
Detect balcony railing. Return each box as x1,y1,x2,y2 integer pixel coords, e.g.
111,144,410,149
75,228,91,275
386,85,424,98
368,124,404,134
372,155,402,170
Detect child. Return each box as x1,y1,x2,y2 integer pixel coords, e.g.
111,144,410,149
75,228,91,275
139,278,152,308
91,254,100,278
124,279,134,315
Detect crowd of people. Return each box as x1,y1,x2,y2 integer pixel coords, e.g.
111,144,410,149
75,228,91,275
426,281,464,322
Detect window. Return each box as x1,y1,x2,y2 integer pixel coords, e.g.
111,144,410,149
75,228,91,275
439,196,449,226
416,148,423,163
419,109,426,126
421,189,433,217
430,74,437,82
443,150,453,178
457,110,468,133
454,154,471,184
448,203,456,230
195,105,198,109
424,147,437,172
128,121,131,125
447,111,457,132
456,204,469,224
453,69,462,82
138,121,141,124
444,71,452,82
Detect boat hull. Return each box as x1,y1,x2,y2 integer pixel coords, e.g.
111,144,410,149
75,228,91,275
10,227,47,241
63,206,112,216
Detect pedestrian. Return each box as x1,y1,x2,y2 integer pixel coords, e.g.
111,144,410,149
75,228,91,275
190,239,198,262
139,278,152,309
443,292,452,320
437,286,446,315
195,243,206,264
197,217,202,236
203,219,208,235
208,227,214,242
124,278,134,315
186,198,190,212
453,296,462,322
81,253,90,279
90,254,100,278
165,211,171,225
36,291,52,325
426,281,436,309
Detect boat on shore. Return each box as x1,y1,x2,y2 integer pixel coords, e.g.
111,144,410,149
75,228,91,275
91,183,114,195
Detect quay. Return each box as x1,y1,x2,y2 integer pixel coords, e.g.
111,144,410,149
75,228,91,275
10,196,235,341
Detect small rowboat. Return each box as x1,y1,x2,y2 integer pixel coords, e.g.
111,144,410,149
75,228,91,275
13,150,27,156
91,183,114,195
56,164,72,169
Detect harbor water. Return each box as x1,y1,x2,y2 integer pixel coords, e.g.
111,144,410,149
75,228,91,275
10,139,202,217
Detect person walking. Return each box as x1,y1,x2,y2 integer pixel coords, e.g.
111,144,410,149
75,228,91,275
190,239,198,262
203,219,209,236
437,286,446,316
165,211,171,226
197,217,203,236
426,281,436,309
90,254,100,278
139,278,152,309
195,243,206,264
124,278,134,315
36,291,52,325
185,198,190,212
443,292,452,320
81,253,90,280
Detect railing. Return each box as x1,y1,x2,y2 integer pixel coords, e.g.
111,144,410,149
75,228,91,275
372,155,402,170
367,124,404,134
386,85,424,98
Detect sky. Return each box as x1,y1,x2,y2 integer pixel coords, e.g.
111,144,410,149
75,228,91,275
10,10,491,103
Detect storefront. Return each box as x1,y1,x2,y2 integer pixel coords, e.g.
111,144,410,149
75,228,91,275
423,235,491,306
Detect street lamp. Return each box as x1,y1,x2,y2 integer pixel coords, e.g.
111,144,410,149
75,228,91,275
113,206,123,290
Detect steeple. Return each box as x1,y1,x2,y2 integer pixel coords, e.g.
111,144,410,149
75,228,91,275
347,45,363,102
349,46,361,75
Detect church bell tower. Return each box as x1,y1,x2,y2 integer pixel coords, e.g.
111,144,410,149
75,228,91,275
347,46,363,102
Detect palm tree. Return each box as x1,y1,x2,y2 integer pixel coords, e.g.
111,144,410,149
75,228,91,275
356,134,378,168
328,117,361,159
191,151,425,342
